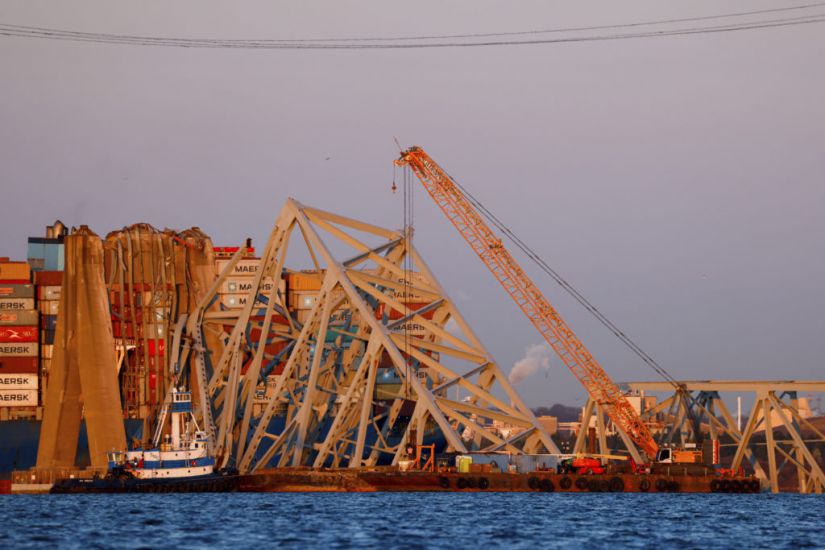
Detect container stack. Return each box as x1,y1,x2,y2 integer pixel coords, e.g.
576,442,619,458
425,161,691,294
285,270,323,324
0,260,38,417
109,282,170,412
215,254,285,311
34,270,63,404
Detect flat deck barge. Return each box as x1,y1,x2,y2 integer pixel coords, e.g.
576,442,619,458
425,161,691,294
240,468,760,494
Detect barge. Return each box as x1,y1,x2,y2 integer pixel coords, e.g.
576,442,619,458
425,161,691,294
239,467,759,493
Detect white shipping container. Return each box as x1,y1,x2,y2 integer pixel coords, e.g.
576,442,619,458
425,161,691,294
0,342,38,357
40,285,61,300
40,300,59,315
220,277,285,296
0,389,38,407
0,298,36,311
391,321,427,337
219,294,269,310
216,259,261,277
0,373,38,390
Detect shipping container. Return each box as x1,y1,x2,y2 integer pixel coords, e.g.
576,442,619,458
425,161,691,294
0,284,35,299
0,298,36,311
286,271,323,291
38,285,61,301
0,310,39,326
41,330,55,345
32,270,63,286
0,326,38,342
0,262,31,282
375,302,436,321
288,290,318,310
215,258,261,277
0,373,38,390
112,322,164,339
42,315,57,332
219,294,271,310
39,301,59,315
0,389,38,406
146,339,165,356
0,342,38,357
0,356,38,374
213,246,255,258
220,277,284,295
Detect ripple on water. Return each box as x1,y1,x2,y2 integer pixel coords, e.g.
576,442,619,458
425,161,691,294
2,493,823,549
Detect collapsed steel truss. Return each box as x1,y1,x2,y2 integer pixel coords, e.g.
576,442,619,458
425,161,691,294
177,199,557,473
578,380,825,493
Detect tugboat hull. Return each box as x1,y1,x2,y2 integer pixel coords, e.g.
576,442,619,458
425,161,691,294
50,472,239,494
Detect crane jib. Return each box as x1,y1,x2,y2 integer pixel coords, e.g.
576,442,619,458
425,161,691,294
396,147,659,460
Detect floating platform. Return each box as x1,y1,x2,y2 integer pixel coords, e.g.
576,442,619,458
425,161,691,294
239,468,761,494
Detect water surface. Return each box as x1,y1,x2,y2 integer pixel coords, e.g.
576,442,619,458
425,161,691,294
2,493,822,549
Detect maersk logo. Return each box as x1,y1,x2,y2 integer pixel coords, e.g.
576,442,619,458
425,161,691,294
0,302,28,310
0,393,30,401
0,377,28,384
0,345,30,354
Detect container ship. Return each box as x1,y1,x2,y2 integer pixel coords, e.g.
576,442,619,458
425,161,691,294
0,221,434,487
0,222,267,483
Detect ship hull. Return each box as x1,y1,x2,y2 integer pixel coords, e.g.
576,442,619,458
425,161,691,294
50,472,239,494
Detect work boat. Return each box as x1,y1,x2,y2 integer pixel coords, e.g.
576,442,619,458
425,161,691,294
51,388,238,493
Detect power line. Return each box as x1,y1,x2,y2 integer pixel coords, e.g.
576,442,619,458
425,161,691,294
1,13,824,50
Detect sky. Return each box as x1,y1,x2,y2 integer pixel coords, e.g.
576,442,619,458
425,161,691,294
1,1,824,408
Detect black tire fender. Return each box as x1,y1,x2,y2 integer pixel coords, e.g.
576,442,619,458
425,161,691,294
608,477,624,493
575,477,589,490
655,479,668,492
457,477,469,490
478,477,490,490
639,478,651,492
668,481,680,493
540,478,554,492
528,476,540,490
438,476,450,489
559,476,573,490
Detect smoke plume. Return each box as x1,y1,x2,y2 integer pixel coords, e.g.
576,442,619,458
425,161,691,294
508,343,552,385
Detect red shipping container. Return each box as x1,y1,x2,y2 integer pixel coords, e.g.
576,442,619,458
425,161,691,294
33,271,62,286
0,280,31,285
146,339,165,356
0,356,38,373
0,326,38,342
375,302,435,321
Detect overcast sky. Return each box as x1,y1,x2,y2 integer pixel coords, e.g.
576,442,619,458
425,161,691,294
1,1,823,407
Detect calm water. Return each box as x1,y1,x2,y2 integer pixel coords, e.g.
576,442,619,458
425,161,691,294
2,493,823,549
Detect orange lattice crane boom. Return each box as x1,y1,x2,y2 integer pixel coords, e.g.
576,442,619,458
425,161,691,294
395,146,659,460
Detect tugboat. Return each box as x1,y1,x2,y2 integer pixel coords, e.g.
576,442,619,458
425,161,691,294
51,388,238,493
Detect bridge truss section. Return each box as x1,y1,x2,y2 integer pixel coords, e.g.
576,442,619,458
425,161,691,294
177,199,557,474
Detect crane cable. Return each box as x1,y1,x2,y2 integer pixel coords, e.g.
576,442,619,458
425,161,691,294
441,169,682,389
